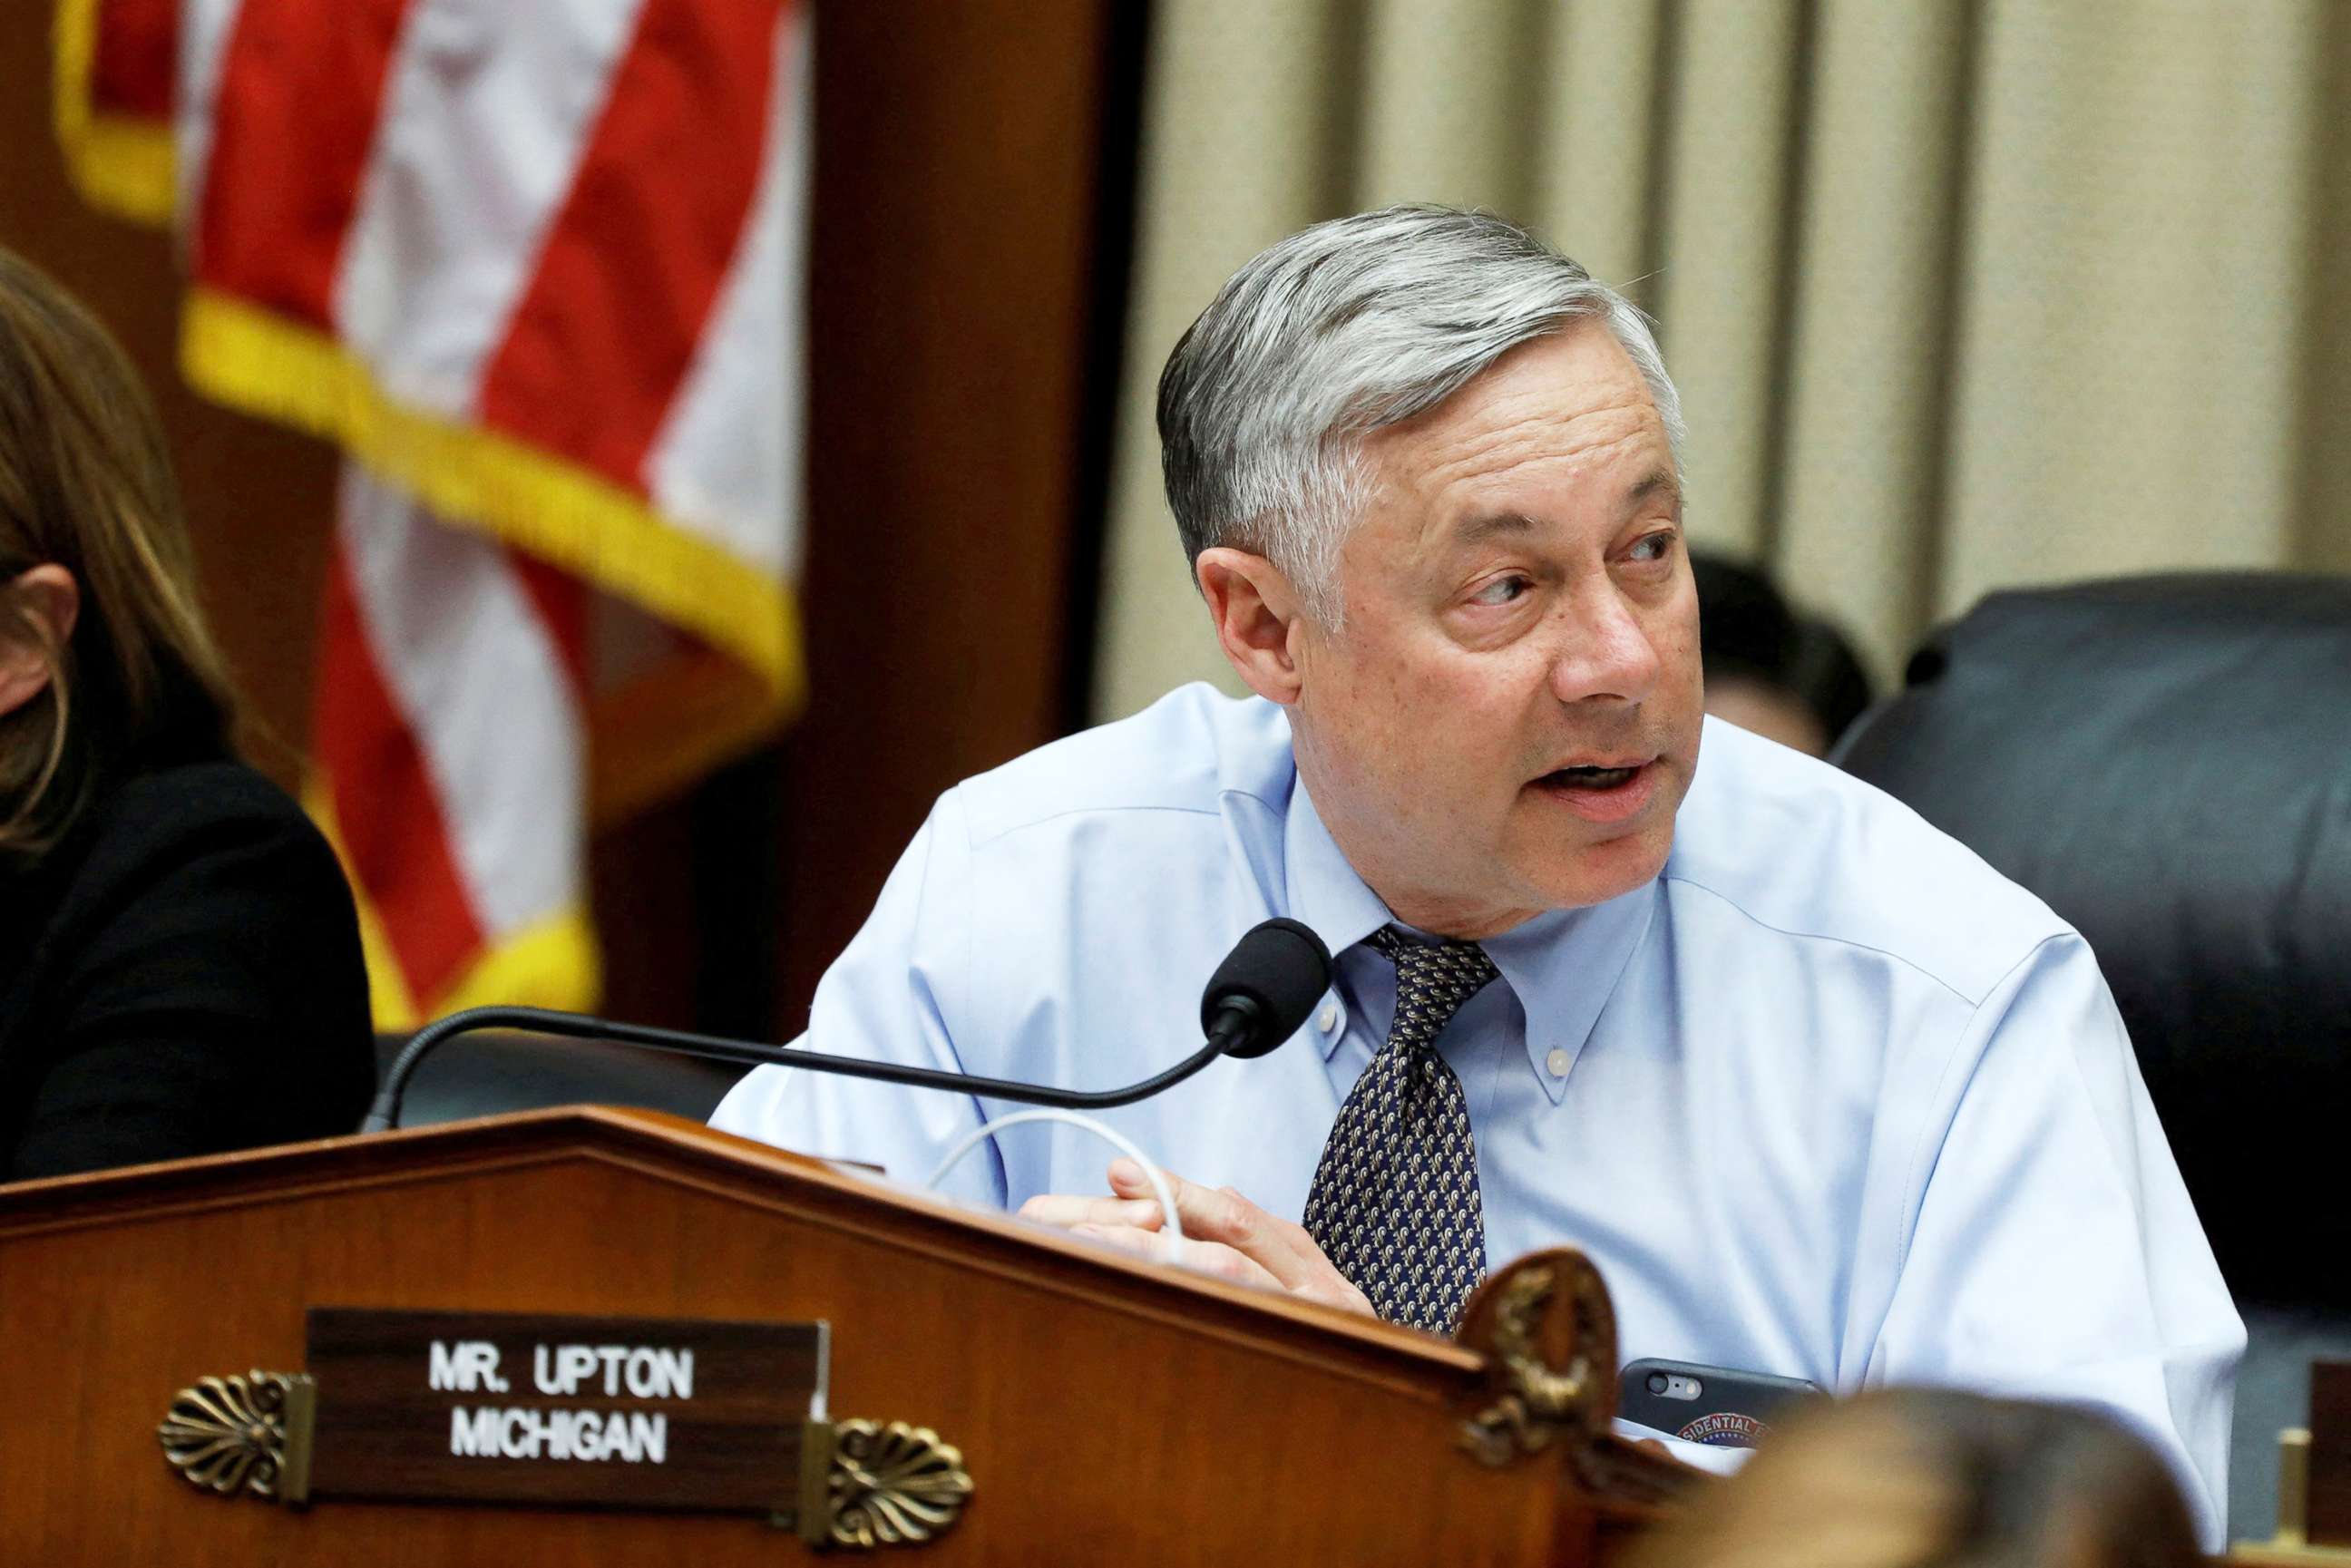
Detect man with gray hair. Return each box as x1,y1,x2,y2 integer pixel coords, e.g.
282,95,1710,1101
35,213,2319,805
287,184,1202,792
715,205,2239,1539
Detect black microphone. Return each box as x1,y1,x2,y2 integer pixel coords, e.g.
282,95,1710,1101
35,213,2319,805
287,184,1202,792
362,916,1333,1133
1200,917,1334,1057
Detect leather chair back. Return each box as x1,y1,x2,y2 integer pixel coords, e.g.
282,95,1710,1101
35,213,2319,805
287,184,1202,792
372,1030,746,1130
1837,573,2348,1304
1834,573,2351,1543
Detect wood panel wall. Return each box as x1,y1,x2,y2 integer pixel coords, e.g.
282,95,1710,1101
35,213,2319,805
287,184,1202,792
0,0,1138,1039
768,0,1140,1028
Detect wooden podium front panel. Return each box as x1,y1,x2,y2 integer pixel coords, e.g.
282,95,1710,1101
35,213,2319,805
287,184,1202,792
0,1111,1599,1567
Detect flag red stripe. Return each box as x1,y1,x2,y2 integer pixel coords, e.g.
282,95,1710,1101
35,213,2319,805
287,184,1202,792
506,550,592,705
314,539,488,1003
474,0,783,489
91,0,179,120
190,0,415,328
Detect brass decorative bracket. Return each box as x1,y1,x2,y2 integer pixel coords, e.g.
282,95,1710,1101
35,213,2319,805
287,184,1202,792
799,1417,974,1550
828,1418,975,1549
1452,1251,1696,1511
1457,1259,1608,1467
156,1370,316,1506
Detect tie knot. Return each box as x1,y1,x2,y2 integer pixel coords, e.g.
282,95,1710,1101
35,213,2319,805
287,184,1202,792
1367,925,1499,1030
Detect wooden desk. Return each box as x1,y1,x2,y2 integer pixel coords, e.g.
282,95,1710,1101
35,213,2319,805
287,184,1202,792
0,1107,1693,1565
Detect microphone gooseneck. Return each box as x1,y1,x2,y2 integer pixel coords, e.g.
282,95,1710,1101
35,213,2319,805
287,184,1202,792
364,916,1335,1133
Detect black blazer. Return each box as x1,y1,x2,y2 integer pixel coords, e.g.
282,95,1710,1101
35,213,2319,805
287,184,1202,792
0,752,376,1180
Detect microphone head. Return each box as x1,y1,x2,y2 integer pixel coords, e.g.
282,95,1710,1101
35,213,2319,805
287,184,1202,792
1199,917,1334,1059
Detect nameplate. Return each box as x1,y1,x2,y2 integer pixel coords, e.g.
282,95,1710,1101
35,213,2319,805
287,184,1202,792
303,1309,827,1513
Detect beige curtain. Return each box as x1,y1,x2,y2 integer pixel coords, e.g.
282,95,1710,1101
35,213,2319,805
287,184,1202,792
1095,0,2351,720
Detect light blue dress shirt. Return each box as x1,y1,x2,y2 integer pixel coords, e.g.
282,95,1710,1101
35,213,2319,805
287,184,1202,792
713,685,2242,1542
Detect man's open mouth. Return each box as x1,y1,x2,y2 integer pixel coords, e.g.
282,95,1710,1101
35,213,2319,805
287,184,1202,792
1536,764,1645,791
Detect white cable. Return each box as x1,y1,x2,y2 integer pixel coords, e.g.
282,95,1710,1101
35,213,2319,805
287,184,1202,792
924,1108,1186,1250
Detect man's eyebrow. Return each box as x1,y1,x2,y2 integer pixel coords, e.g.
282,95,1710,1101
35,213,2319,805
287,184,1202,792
1449,511,1540,546
1622,468,1683,518
1444,471,1681,546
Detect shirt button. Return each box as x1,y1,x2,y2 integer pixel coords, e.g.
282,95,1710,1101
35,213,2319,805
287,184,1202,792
1545,1047,1572,1078
1319,1001,1341,1034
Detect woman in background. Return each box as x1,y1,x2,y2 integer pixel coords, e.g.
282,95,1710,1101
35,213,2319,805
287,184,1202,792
1629,1388,2205,1568
0,247,373,1179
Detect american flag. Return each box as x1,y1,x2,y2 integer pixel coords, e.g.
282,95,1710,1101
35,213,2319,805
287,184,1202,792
56,0,809,1024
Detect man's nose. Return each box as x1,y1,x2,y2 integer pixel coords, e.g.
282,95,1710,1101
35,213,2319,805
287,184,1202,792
1546,581,1664,706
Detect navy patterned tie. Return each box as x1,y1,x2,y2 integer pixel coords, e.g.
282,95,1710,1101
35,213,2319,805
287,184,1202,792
1302,925,1498,1333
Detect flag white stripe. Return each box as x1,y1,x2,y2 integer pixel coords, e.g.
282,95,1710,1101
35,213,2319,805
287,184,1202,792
642,3,808,581
172,0,249,239
336,465,583,939
333,0,649,416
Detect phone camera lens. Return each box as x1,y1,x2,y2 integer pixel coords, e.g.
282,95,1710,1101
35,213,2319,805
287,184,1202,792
1646,1372,1669,1395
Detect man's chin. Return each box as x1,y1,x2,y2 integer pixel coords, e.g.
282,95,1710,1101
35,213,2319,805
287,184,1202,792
1519,820,1675,910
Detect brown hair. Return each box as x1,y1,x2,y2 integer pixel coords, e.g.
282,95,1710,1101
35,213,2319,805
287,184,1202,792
1626,1389,2203,1568
0,246,236,858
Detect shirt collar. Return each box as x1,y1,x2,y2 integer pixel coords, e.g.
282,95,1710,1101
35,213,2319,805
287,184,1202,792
1480,882,1655,1105
1283,773,1657,1104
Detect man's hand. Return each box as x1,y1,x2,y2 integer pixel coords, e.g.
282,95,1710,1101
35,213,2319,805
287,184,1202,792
1016,1159,1372,1317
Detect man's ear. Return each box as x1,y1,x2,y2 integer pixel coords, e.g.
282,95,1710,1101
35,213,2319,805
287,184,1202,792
1195,547,1308,705
0,565,78,721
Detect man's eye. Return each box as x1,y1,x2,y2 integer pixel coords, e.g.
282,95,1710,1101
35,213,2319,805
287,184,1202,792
1627,531,1677,565
1469,576,1530,606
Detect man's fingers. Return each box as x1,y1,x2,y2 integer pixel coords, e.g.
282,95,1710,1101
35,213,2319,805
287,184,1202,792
1016,1193,1163,1232
1106,1157,1160,1199
1110,1162,1275,1257
1222,1183,1327,1258
1069,1223,1284,1291
1106,1161,1368,1311
1107,1158,1247,1235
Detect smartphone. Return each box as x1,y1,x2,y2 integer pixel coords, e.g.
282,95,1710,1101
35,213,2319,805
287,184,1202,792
1617,1358,1825,1447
